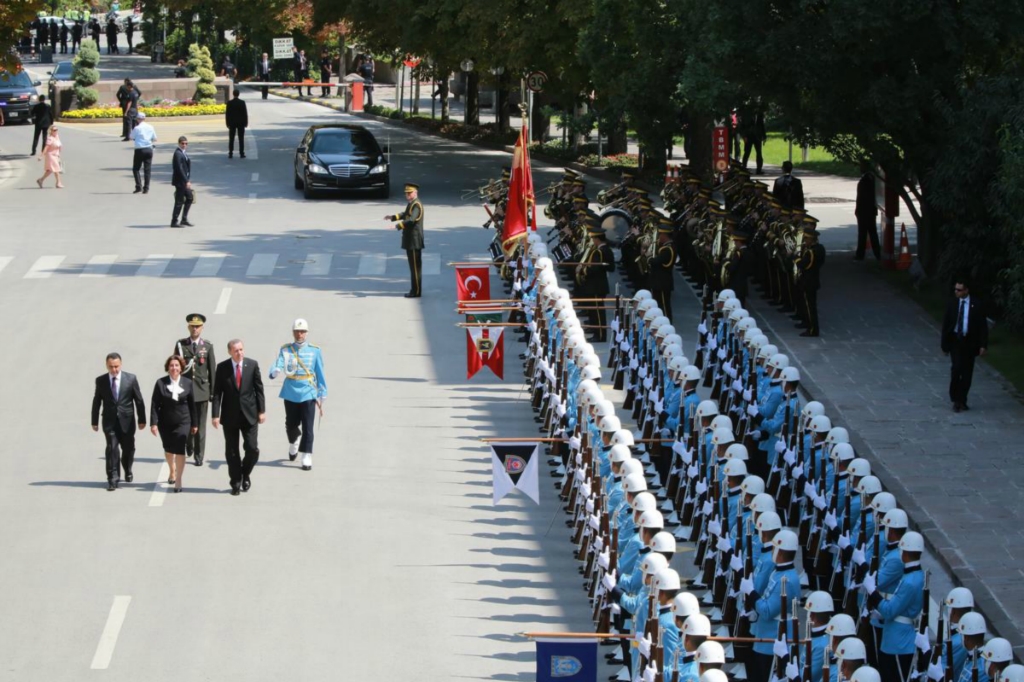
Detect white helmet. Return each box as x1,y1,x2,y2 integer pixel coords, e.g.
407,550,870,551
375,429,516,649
847,458,871,478
642,307,663,323
632,492,657,513
581,387,603,406
826,614,857,638
802,401,825,420
725,443,749,461
958,612,986,636
578,351,600,369
856,475,882,496
633,289,652,302
805,591,835,614
722,298,741,313
809,415,832,433
767,353,789,371
580,365,601,381
668,357,688,375
699,670,729,682
728,307,749,323
650,531,677,554
757,344,779,362
655,323,677,340
780,366,801,383
825,427,850,446
736,317,757,333
637,299,658,314
593,400,615,418
577,378,598,397
773,529,799,553
750,493,776,514
945,587,975,610
610,444,633,464
649,316,671,334
999,665,1024,682
639,509,665,530
711,428,735,446
982,638,1014,664
870,492,897,514
756,511,782,532
750,334,770,352
663,345,683,363
850,667,881,682
653,568,681,592
611,430,635,447
882,508,909,530
622,474,648,494
710,415,733,432
696,400,719,419
741,475,765,496
717,289,736,303
831,442,856,463
620,459,644,478
682,613,712,637
599,415,622,433
695,641,726,664
835,637,867,662
664,334,684,350
672,592,701,620
682,365,701,382
722,459,747,478
899,531,924,553
640,552,669,576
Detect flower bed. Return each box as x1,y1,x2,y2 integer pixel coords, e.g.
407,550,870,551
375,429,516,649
62,103,226,119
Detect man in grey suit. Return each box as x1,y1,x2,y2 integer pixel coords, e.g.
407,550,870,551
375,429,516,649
91,353,147,490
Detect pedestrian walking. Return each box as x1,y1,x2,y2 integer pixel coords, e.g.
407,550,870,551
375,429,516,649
117,78,140,141
124,17,134,53
30,94,53,156
150,355,198,493
211,339,266,496
385,183,425,298
91,352,146,491
269,319,327,471
319,49,333,97
170,136,194,227
129,110,156,193
35,125,64,189
225,90,247,159
854,161,881,261
771,161,804,210
174,314,216,466
257,52,272,99
941,277,988,412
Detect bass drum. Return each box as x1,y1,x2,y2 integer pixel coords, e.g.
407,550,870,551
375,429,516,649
599,207,632,245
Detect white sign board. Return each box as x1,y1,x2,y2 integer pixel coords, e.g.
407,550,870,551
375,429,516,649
272,37,294,60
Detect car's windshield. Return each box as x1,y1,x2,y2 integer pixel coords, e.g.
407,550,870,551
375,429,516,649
0,71,33,89
53,63,73,78
310,130,379,155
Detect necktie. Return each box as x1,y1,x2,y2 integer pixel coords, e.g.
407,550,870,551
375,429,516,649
111,375,118,400
235,363,242,389
956,299,966,337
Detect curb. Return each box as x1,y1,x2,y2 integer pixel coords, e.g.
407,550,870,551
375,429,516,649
59,114,223,124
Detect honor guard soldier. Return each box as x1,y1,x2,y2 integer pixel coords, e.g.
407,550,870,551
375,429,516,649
576,222,615,342
385,183,425,298
175,314,216,466
796,225,825,337
269,318,328,471
649,218,677,322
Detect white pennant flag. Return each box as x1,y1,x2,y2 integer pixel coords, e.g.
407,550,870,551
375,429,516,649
490,442,540,505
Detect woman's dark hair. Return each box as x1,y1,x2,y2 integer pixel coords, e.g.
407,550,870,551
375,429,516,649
165,355,185,372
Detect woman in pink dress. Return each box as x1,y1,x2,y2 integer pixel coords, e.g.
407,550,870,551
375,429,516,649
36,125,63,189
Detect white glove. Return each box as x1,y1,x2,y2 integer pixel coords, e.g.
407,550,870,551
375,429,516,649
586,497,595,514
773,638,789,659
707,519,722,537
513,279,522,292
748,403,760,417
654,399,664,414
783,449,796,466
862,572,877,595
569,436,581,451
611,318,620,333
814,495,827,511
709,336,718,351
804,481,817,499
593,536,604,552
838,533,851,550
927,662,945,681
620,340,630,352
732,379,744,393
751,430,762,440
716,536,733,553
611,603,621,615
740,577,754,595
701,500,713,516
717,348,727,360
786,661,800,680
602,569,617,591
672,440,686,456
642,662,657,682
694,479,707,495
852,547,867,566
589,514,600,531
598,548,610,570
574,452,583,467
792,464,804,480
638,634,652,659
824,511,838,530
743,388,753,402
630,357,639,370
698,321,707,334
731,554,743,572
638,365,648,379
643,376,653,390
916,632,931,653
775,440,787,454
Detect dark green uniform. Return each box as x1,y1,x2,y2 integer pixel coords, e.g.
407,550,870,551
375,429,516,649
390,191,425,297
649,238,676,322
174,335,216,464
579,240,615,342
797,240,825,337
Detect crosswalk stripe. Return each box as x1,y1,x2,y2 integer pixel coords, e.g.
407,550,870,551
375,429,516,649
422,252,441,276
357,253,387,275
80,255,118,277
0,257,12,275
136,254,173,277
301,253,332,277
246,253,278,277
191,254,226,277
25,255,65,279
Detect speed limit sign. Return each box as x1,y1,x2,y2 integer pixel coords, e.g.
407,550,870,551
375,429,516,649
526,71,547,93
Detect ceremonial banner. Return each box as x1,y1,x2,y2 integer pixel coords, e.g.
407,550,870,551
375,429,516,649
489,442,540,505
535,638,598,682
456,265,491,302
466,326,504,380
465,312,502,324
502,124,536,256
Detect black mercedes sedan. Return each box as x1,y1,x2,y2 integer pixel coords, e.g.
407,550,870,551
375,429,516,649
293,124,390,199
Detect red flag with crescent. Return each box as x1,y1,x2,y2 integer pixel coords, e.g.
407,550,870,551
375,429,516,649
501,124,535,256
456,265,491,302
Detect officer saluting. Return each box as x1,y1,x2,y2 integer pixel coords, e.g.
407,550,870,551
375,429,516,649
175,314,216,466
269,319,327,471
385,183,425,298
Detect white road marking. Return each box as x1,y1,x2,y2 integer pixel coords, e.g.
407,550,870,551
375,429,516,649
247,132,259,160
24,255,65,279
251,172,259,182
357,253,387,275
214,287,232,314
0,256,12,275
136,254,173,277
148,462,171,508
89,596,131,669
422,252,441,276
301,253,332,276
80,255,118,277
248,193,257,204
191,254,226,277
246,253,278,277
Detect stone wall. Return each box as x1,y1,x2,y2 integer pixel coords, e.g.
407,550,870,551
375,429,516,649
52,77,233,118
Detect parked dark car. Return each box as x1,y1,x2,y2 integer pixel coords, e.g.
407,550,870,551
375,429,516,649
0,69,42,124
293,124,390,199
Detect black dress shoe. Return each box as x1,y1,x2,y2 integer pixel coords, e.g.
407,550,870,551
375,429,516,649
228,152,233,158
107,481,116,491
962,403,970,411
242,477,251,492
125,472,133,483
302,465,311,471
799,331,819,337
173,487,181,493
194,454,203,466
240,153,246,158
133,188,142,194
403,292,420,298
181,220,194,227
231,485,241,496
143,188,149,194
289,452,298,461
953,403,962,413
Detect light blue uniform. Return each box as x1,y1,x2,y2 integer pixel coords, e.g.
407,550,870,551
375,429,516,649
270,342,327,402
675,654,698,682
874,564,924,655
752,562,800,656
760,391,798,459
753,547,775,594
619,534,645,578
670,389,701,435
663,381,681,431
870,547,904,628
809,627,828,682
949,631,967,682
957,650,989,682
659,607,681,682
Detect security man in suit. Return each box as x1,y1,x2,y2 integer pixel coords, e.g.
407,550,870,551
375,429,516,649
257,52,272,99
576,221,615,342
649,217,676,322
941,276,988,412
91,352,147,490
385,183,425,298
269,318,328,471
225,89,248,158
174,314,216,466
171,136,193,227
796,226,825,337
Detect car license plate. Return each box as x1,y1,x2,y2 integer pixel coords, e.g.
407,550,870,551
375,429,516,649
8,110,19,117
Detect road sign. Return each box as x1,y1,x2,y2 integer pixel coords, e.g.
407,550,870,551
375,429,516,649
272,37,294,60
526,71,547,93
712,126,729,173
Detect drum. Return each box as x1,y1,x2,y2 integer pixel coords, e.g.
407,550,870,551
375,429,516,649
599,207,632,244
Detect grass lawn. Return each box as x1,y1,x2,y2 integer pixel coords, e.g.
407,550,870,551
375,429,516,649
877,267,1024,397
761,132,859,177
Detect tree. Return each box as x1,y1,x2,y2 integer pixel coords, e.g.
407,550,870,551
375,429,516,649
188,43,217,104
1,1,46,71
72,38,101,108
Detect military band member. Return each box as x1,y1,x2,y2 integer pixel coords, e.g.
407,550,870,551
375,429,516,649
797,226,825,337
721,227,753,307
269,318,328,471
576,222,615,342
649,218,677,322
385,183,425,298
174,313,215,466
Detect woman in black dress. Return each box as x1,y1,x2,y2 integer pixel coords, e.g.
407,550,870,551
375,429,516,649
150,355,198,492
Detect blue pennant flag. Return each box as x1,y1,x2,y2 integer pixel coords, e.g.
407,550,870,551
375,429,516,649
536,638,598,682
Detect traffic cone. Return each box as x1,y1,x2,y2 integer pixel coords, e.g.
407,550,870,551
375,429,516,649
896,222,912,270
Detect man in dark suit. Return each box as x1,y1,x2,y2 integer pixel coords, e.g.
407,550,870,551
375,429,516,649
171,136,194,228
212,339,266,495
941,278,988,412
225,90,248,159
30,94,53,156
116,78,140,141
292,46,304,94
257,52,272,99
855,161,881,261
91,353,146,490
772,161,804,210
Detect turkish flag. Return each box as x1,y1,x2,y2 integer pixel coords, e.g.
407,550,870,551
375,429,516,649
456,265,491,302
501,124,535,256
467,326,504,380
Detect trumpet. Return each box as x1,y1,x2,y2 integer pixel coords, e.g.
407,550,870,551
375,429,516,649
461,179,505,200
538,181,563,197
